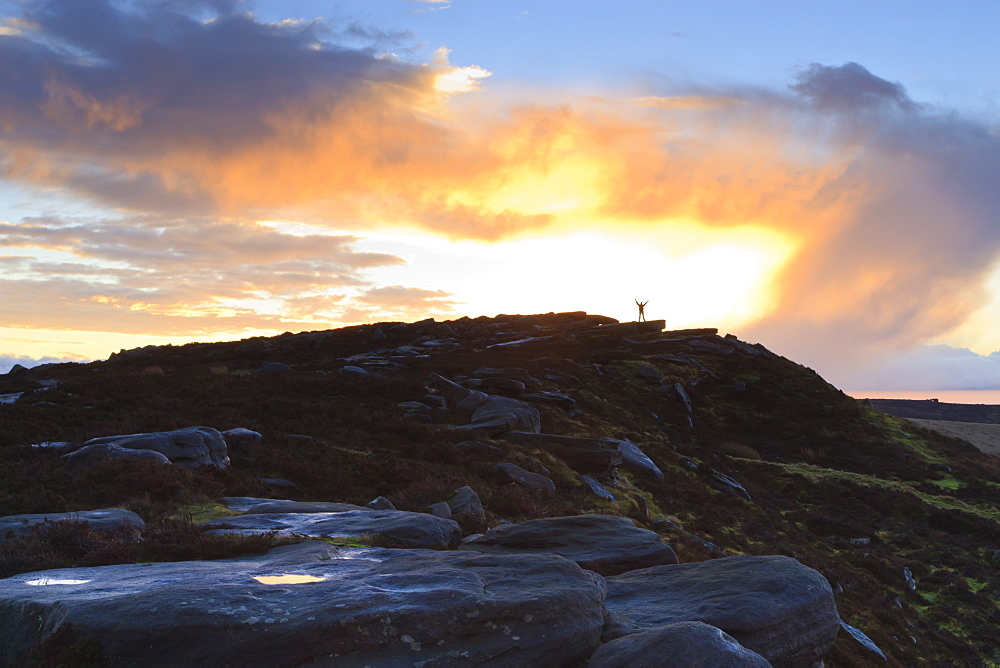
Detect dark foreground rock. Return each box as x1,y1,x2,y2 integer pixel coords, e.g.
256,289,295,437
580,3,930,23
445,486,487,528
589,621,771,667
0,541,607,666
462,514,677,576
0,508,145,544
603,555,839,666
202,509,461,549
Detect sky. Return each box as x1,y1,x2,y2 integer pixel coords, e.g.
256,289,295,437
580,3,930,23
1,0,999,391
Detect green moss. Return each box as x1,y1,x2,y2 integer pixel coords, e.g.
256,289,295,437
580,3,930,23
861,407,946,464
940,619,969,639
757,460,1000,523
931,477,963,491
172,501,238,523
964,577,988,594
910,490,1000,523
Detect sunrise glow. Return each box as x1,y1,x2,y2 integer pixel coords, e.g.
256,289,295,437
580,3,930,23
0,1,998,390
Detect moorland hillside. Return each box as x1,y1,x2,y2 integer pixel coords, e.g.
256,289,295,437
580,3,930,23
0,312,998,665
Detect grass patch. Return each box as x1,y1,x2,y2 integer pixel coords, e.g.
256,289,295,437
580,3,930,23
862,407,946,464
931,477,963,491
964,577,988,594
758,459,1000,523
170,501,238,523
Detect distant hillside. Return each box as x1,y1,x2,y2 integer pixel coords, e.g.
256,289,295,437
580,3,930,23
867,398,1000,424
0,312,998,665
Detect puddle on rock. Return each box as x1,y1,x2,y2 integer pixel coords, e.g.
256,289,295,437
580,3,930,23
253,574,327,585
25,578,91,586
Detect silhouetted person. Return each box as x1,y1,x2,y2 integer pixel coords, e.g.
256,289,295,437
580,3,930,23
635,299,648,322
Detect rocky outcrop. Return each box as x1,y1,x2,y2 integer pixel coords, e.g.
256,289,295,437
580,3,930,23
426,502,452,519
492,463,556,493
74,426,230,469
612,438,664,481
504,432,622,482
0,509,145,544
259,361,293,373
202,509,461,549
366,496,397,511
839,620,887,662
675,382,693,412
579,474,616,500
453,440,503,460
457,395,541,435
707,470,752,502
62,443,173,471
221,428,262,454
446,486,486,529
589,621,771,667
462,515,677,576
603,555,840,666
0,541,607,666
576,320,666,339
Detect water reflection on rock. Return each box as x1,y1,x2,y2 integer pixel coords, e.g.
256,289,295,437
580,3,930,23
253,574,326,585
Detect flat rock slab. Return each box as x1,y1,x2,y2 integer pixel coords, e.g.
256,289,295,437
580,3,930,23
246,501,370,515
202,510,461,549
0,508,145,544
0,541,607,666
604,555,839,666
221,498,371,515
223,497,289,513
576,320,665,339
589,621,771,668
462,515,677,576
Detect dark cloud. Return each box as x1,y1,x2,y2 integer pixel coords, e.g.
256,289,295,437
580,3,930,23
790,62,915,113
0,0,431,211
740,64,1000,365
